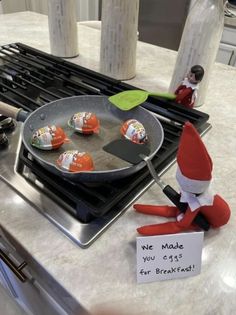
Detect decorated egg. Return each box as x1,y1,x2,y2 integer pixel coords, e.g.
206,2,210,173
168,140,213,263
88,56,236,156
31,125,69,150
68,112,100,134
56,150,94,172
120,119,147,144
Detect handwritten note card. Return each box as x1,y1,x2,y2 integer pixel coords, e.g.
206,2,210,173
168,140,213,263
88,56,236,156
136,231,204,283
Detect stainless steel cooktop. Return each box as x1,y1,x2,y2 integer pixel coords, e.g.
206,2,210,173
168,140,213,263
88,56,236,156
0,43,211,248
0,122,211,248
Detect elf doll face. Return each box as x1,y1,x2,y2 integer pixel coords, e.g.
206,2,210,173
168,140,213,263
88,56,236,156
187,71,199,84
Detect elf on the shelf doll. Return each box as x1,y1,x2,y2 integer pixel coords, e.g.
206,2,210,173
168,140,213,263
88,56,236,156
133,122,230,236
175,65,204,109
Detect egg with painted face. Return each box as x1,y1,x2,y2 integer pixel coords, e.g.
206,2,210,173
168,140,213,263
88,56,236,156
120,119,147,144
56,150,94,172
68,112,100,134
31,125,69,150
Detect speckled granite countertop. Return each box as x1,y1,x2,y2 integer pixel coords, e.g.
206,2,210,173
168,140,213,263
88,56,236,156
0,12,236,315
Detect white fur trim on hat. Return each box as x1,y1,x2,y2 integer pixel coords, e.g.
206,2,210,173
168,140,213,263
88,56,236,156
176,166,211,194
179,189,214,211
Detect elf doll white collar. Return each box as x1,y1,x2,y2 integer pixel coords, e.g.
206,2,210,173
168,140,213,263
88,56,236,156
182,77,199,90
176,166,214,211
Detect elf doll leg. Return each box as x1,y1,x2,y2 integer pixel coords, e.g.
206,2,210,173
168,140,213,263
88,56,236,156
136,208,200,236
133,204,178,217
137,221,190,236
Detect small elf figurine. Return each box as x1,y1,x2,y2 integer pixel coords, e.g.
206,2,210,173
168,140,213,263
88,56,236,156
134,122,230,236
175,65,204,109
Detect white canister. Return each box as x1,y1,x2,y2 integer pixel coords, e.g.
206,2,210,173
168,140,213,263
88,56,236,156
48,0,79,58
169,0,224,107
100,0,139,80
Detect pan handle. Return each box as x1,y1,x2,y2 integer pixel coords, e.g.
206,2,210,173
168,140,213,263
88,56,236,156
0,101,28,121
148,92,176,100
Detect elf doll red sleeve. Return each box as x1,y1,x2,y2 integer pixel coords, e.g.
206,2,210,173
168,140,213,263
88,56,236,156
175,79,198,109
133,122,230,236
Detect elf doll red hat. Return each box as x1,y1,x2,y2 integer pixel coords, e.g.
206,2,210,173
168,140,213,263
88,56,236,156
176,121,213,195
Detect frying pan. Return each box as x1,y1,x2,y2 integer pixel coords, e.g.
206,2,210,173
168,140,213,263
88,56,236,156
0,95,164,182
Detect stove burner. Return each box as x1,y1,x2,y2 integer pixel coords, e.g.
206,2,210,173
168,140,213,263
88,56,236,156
0,116,16,132
0,132,8,148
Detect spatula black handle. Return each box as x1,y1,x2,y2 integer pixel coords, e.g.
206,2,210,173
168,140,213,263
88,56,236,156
163,185,210,231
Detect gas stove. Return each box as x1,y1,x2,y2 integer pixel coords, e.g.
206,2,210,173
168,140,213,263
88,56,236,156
0,43,211,247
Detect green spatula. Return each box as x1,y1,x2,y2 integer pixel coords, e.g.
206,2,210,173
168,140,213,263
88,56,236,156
108,90,176,111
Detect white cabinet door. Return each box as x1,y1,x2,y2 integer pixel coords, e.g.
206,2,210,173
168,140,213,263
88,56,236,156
0,259,67,315
221,26,236,46
216,43,235,65
218,25,236,66
0,232,68,315
0,284,27,315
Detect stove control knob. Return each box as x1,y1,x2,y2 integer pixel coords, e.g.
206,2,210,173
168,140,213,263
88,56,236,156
0,132,9,149
0,116,16,133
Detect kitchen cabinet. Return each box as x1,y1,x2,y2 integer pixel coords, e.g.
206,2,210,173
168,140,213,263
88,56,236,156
0,228,83,315
1,0,47,14
26,0,48,15
0,284,27,315
217,42,236,65
1,0,48,14
216,25,236,66
0,259,67,315
1,0,27,13
1,0,99,20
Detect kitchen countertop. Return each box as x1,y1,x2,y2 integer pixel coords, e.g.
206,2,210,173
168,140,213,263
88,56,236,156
0,11,236,315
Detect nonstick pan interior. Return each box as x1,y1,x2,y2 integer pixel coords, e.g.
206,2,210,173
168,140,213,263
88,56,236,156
22,95,164,182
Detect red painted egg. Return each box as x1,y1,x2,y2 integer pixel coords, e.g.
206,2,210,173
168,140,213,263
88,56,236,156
56,150,94,172
121,119,147,144
68,112,100,134
31,125,69,150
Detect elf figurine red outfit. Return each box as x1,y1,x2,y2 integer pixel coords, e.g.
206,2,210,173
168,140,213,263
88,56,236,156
175,65,204,109
134,122,230,236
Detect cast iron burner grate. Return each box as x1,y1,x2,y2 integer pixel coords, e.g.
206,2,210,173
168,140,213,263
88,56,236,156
16,130,179,223
0,43,210,246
